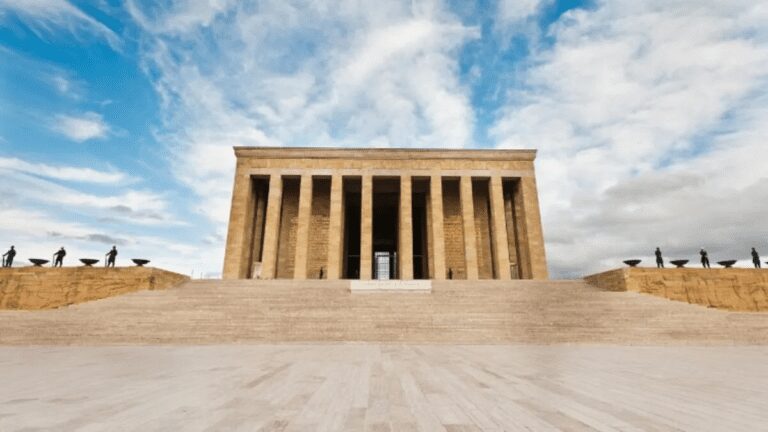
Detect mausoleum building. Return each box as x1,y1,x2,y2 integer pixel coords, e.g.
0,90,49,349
223,147,548,280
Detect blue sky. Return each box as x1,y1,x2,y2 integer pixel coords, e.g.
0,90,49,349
1,0,767,277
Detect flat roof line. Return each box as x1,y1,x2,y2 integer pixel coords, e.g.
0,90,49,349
233,146,538,161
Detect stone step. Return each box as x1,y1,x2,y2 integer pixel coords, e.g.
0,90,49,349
1,279,767,345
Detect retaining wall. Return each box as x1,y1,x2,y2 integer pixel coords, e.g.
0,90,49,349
585,267,768,312
0,266,189,310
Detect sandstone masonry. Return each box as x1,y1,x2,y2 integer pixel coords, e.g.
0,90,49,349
223,147,549,281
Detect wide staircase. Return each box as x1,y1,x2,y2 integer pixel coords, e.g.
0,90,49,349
1,279,767,344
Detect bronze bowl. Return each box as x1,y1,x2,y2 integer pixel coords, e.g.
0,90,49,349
717,260,737,268
669,259,689,268
29,258,49,267
623,259,642,267
80,258,99,267
132,259,150,267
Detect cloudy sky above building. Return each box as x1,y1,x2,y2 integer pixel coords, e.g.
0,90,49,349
1,0,767,277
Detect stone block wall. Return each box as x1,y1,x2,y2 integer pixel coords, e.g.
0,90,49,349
307,178,331,279
0,267,189,310
503,182,520,279
520,177,548,279
472,180,494,279
442,180,466,279
585,267,768,312
276,178,300,278
223,148,549,280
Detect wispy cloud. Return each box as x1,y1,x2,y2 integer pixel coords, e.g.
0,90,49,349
0,206,204,272
128,0,479,225
0,169,178,226
52,112,111,142
49,73,83,99
0,0,121,50
0,157,128,183
496,0,547,25
492,0,768,276
5,0,768,278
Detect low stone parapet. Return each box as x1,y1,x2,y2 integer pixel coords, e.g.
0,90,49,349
584,267,768,312
0,267,189,310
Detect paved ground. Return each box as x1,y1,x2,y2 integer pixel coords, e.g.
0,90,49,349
1,344,766,431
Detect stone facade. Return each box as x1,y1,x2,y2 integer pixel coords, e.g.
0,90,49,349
585,267,768,312
307,179,331,279
223,147,549,280
0,267,189,310
442,180,466,280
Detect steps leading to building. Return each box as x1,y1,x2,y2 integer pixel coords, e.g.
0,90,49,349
1,279,767,345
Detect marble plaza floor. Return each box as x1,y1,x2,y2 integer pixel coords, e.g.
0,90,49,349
1,344,766,431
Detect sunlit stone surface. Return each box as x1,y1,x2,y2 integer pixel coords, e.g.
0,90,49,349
1,345,766,431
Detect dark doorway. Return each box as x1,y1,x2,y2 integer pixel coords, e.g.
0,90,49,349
373,178,400,279
343,178,361,279
412,178,430,279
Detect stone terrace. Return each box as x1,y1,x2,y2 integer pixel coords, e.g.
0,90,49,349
1,279,767,345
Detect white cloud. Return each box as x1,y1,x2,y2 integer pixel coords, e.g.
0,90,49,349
128,0,478,225
52,112,110,142
0,207,204,274
125,0,236,35
49,73,83,99
0,157,128,184
0,156,202,270
0,0,121,49
0,169,178,226
492,0,768,276
52,75,70,93
497,0,546,25
125,0,768,278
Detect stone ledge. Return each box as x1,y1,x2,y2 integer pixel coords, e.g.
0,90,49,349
234,146,538,161
0,267,189,310
350,280,432,293
584,267,768,312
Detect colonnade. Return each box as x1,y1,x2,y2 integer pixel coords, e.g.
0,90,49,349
243,171,543,281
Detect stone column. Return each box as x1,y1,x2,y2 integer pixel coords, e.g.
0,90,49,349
293,174,313,279
489,176,511,280
222,167,254,279
326,174,344,280
250,187,268,265
460,176,479,280
260,174,283,279
429,174,446,280
520,176,549,279
360,174,373,280
399,175,413,280
512,182,531,279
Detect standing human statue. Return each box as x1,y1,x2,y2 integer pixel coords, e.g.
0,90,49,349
53,247,66,268
105,245,118,268
655,247,664,269
752,248,761,269
2,246,16,268
699,248,711,269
